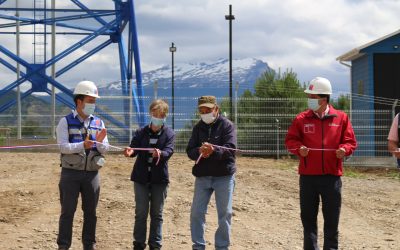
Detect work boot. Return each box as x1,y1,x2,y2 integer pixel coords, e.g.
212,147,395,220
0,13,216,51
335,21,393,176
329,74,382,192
83,244,97,250
133,241,146,250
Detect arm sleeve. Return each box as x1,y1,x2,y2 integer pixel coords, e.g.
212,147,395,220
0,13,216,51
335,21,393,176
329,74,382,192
56,117,84,154
339,114,357,156
186,125,201,161
96,120,109,154
388,114,399,142
285,117,303,156
129,128,142,157
210,121,237,161
159,130,175,162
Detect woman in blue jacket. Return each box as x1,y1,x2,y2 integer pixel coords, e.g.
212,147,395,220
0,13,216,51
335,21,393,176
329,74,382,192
124,99,175,250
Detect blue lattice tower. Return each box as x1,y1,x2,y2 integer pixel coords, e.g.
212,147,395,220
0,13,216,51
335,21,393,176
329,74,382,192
0,0,146,140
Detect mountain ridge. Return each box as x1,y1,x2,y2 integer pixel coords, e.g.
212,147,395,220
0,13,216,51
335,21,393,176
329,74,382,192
99,57,271,95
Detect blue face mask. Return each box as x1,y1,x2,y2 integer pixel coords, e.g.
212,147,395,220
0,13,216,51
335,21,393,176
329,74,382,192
150,116,166,127
83,103,96,116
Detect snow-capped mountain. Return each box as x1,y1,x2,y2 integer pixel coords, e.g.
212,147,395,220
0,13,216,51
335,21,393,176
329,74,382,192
99,58,271,96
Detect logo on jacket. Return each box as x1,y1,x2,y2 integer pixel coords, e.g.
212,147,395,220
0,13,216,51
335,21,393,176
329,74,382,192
304,123,315,134
329,123,340,127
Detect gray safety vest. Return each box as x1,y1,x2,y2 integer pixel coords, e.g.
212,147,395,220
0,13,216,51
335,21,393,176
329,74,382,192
61,150,105,171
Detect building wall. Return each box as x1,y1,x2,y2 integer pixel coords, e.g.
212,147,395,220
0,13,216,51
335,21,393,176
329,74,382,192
352,55,372,110
351,54,375,156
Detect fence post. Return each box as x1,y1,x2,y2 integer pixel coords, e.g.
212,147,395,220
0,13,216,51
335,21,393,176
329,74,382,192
154,80,158,100
392,99,398,119
234,82,238,127
276,118,280,159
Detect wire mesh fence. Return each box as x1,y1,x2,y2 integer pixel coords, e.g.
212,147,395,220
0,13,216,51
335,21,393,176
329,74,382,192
0,95,398,167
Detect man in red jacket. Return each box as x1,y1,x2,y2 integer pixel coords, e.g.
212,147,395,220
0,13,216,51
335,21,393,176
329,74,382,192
285,77,357,250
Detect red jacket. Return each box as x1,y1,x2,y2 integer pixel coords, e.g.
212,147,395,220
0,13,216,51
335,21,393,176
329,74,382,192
285,105,357,176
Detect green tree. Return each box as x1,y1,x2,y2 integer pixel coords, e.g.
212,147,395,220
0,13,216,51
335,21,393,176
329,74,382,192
254,69,305,98
332,94,350,111
233,69,307,154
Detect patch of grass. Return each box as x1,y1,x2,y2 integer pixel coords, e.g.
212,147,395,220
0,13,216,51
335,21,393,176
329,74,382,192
386,171,400,180
343,167,366,178
277,161,297,170
344,166,400,180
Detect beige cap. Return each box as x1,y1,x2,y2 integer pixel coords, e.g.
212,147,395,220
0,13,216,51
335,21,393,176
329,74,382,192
198,95,217,108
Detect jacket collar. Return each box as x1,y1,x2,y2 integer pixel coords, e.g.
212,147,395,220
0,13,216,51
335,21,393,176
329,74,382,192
305,105,338,119
145,124,165,136
72,109,94,122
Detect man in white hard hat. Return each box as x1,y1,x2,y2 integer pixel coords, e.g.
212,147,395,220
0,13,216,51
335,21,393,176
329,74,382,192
56,80,109,250
285,77,357,250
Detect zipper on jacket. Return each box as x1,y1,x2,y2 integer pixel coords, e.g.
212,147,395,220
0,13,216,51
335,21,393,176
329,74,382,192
321,119,325,174
83,123,92,171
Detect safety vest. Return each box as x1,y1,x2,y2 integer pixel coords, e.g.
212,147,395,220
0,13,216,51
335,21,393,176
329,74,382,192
60,113,105,171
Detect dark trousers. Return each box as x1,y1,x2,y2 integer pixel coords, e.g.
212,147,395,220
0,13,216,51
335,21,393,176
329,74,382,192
133,182,168,249
57,168,100,249
299,175,342,250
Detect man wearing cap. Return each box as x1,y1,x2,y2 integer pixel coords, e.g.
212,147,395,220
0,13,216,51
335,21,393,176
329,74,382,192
186,96,237,250
56,80,109,250
285,77,357,250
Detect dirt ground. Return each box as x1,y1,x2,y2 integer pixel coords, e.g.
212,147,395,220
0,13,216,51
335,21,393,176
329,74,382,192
0,152,399,250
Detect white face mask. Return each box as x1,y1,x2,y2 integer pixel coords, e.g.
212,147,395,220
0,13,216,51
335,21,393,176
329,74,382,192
307,98,321,111
200,112,216,124
83,103,96,116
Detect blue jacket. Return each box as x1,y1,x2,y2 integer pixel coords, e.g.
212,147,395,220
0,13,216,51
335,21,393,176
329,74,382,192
129,125,175,184
186,114,237,177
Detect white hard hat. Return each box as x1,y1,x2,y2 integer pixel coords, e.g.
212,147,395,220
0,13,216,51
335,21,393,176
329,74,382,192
73,80,100,98
304,77,332,95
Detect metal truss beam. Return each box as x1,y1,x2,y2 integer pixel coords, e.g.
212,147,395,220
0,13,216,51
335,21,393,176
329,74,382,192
71,0,108,26
56,39,113,77
0,88,33,113
0,0,146,139
0,19,116,99
128,0,145,126
0,13,114,33
0,7,115,13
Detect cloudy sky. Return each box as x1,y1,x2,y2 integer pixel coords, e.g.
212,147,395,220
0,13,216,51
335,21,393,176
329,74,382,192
1,0,400,94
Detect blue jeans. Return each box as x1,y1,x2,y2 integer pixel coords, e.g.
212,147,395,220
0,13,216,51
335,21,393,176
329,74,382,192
191,175,235,250
133,182,168,249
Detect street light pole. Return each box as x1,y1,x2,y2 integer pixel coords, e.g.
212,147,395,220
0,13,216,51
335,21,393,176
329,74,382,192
225,5,235,121
169,42,177,130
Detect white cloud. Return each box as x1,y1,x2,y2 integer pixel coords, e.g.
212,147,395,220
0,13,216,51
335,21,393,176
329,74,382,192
1,0,400,93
